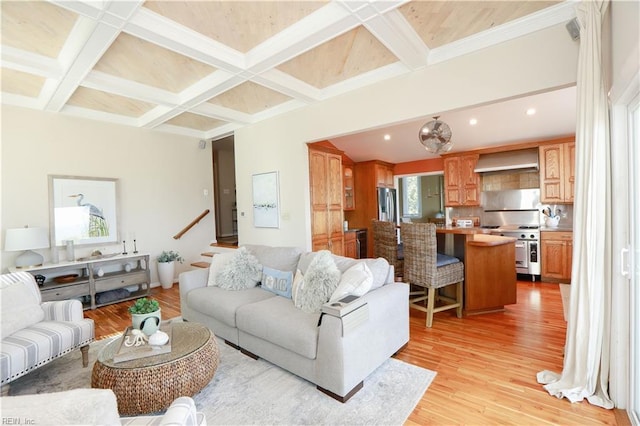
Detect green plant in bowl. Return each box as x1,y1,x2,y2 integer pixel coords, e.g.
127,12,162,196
128,297,160,314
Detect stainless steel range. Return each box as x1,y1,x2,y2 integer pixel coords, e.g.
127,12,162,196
480,189,542,280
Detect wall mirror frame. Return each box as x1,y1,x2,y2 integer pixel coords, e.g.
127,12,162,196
48,175,120,247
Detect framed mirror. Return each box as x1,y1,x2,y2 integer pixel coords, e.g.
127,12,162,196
49,175,120,247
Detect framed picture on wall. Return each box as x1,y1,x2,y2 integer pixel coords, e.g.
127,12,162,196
49,175,119,246
252,171,279,228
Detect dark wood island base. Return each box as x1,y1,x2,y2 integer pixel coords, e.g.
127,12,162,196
436,228,517,315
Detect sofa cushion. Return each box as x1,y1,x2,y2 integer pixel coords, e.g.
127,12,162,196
293,250,340,313
236,296,321,360
217,247,263,290
186,286,275,328
261,267,293,298
298,253,391,291
243,245,303,274
207,252,237,287
329,262,373,302
1,280,45,340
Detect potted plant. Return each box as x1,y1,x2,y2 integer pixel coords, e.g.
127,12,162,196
128,297,161,335
156,250,184,289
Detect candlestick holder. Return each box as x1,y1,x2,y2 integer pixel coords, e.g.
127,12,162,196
122,240,128,255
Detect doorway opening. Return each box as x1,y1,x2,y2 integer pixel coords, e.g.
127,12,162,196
212,135,238,247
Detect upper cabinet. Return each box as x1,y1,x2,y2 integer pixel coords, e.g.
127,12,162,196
443,154,480,206
343,164,355,211
539,142,575,203
375,162,394,188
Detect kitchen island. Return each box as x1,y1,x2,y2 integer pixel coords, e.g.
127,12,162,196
436,227,516,314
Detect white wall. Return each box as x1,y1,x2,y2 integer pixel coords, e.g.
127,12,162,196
234,23,579,250
1,106,215,283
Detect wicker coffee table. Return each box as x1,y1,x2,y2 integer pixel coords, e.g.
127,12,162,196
91,321,218,416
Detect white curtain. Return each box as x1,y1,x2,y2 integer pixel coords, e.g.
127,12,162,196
536,0,614,409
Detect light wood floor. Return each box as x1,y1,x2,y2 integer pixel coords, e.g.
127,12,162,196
84,281,628,425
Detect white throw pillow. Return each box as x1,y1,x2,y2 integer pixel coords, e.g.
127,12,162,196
293,250,341,313
207,252,237,286
216,247,263,290
329,262,373,302
1,281,45,339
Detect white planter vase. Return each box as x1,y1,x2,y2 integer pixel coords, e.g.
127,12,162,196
157,261,175,289
131,308,161,335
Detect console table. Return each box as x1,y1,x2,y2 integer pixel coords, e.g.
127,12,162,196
10,253,150,310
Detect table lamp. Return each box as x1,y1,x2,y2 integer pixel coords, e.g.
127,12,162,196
4,226,50,268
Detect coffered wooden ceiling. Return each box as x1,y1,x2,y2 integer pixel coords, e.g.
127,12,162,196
1,0,574,140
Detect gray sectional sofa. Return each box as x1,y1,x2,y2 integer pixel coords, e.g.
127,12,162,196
179,245,409,402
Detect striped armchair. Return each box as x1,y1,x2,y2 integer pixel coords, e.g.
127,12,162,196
0,272,94,395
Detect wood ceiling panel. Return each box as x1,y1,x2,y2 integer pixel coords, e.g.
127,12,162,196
1,68,45,97
93,33,216,93
207,81,291,114
144,0,327,53
166,112,227,131
277,26,398,89
67,87,156,117
1,1,77,58
399,0,560,48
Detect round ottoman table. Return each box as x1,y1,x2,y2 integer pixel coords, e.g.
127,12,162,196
92,321,218,415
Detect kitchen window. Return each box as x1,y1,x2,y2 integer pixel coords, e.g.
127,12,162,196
402,176,422,218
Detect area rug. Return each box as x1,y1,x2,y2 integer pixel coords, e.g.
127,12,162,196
9,334,435,425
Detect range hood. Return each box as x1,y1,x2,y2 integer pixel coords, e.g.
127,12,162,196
474,148,539,174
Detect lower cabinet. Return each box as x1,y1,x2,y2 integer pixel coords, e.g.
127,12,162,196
541,231,573,283
16,254,151,310
344,231,357,259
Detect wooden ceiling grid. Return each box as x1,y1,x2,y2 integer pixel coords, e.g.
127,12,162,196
0,0,574,139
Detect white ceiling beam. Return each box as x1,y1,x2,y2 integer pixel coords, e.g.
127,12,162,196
252,69,322,103
361,9,429,70
42,1,145,112
1,46,62,78
61,104,141,127
82,70,180,106
245,2,360,74
190,103,254,125
138,105,184,129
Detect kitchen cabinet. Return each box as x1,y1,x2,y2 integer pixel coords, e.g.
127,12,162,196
343,165,355,211
443,154,480,206
309,146,344,255
541,231,573,283
539,142,575,203
12,253,151,310
344,160,396,257
344,231,357,258
375,163,394,188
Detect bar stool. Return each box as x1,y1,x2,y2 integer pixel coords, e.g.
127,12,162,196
401,222,464,327
372,220,403,281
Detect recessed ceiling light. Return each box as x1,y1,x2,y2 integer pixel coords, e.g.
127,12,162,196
383,134,391,141
526,108,536,116
469,118,478,125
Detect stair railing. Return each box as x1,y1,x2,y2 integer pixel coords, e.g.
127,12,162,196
173,209,210,240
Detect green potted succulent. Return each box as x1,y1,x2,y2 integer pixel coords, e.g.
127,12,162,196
156,250,183,289
128,297,161,335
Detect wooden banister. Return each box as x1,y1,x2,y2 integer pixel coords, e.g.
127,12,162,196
173,209,210,240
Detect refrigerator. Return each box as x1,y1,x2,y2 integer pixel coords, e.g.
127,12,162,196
377,187,397,222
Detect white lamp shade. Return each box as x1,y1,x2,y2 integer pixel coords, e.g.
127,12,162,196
4,227,50,251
